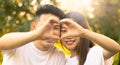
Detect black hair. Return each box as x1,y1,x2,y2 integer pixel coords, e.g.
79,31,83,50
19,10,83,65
35,4,65,21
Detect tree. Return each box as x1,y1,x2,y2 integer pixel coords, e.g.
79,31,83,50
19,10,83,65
88,0,120,65
0,0,42,64
0,0,120,65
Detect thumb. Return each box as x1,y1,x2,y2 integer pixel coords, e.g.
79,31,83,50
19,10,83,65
61,32,71,39
47,35,60,40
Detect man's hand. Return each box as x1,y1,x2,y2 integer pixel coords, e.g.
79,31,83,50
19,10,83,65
35,16,60,40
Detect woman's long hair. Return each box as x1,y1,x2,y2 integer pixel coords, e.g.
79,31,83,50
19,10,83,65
65,11,94,65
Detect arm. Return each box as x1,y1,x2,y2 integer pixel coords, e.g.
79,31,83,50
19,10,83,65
0,31,38,50
82,29,120,60
0,17,60,50
60,18,120,60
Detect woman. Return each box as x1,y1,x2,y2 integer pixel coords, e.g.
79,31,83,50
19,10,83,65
60,11,120,65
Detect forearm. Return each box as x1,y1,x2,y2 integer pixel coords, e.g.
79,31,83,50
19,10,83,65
0,31,38,50
83,29,120,52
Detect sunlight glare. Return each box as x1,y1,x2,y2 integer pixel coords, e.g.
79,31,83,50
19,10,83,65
31,0,37,6
31,0,37,11
83,0,92,6
88,13,94,18
41,0,51,5
58,0,95,18
59,0,93,11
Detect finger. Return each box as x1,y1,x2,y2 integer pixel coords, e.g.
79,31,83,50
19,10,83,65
60,19,69,25
60,18,71,22
50,19,59,25
47,35,60,40
43,17,59,26
61,32,71,39
60,18,74,24
61,18,79,27
49,17,60,24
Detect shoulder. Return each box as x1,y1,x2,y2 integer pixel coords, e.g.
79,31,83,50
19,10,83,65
89,46,103,52
2,42,31,55
91,46,103,50
84,46,105,65
87,46,103,57
87,46,103,55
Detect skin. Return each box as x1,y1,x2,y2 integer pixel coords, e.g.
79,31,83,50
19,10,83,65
0,14,61,51
32,14,61,51
60,18,120,60
0,13,119,60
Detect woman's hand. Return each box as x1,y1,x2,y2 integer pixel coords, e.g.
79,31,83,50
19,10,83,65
60,18,86,38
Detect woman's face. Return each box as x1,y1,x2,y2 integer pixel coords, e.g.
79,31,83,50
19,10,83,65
61,24,81,50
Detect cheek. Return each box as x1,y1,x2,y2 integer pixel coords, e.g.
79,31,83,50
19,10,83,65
61,39,66,44
53,29,60,36
74,37,81,46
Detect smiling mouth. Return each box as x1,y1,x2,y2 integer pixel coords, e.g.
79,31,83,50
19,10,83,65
65,40,76,46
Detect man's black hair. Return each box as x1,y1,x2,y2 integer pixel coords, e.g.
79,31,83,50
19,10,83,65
35,4,65,20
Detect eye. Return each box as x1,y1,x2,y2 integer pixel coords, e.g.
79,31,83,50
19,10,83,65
61,29,67,33
53,25,60,30
53,27,60,30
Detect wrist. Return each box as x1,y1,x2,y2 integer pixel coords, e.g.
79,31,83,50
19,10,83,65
81,29,89,38
30,30,40,40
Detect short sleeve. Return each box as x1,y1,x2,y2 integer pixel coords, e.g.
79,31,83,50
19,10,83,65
2,49,16,56
84,46,105,65
105,56,114,65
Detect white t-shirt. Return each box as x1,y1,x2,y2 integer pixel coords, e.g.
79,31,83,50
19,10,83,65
2,42,66,65
65,46,114,65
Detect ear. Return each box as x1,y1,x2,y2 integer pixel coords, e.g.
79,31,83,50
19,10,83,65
31,22,37,30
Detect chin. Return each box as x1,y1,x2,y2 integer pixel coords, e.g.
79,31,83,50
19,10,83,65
66,46,75,50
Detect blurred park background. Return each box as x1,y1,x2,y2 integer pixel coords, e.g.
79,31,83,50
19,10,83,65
0,0,120,65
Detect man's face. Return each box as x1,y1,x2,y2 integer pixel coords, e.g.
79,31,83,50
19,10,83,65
33,13,61,47
37,13,61,37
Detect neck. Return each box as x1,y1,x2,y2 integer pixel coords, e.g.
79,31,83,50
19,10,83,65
33,40,51,51
70,50,77,58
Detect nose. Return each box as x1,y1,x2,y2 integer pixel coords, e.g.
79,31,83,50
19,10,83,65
52,24,61,37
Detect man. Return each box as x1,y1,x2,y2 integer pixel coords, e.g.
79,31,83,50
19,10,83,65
0,4,66,65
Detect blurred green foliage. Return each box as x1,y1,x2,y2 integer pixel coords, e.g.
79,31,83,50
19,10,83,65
113,52,120,65
0,0,40,64
88,0,120,41
0,0,120,65
88,0,120,64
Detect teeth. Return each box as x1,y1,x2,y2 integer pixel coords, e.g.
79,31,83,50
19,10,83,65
66,41,73,44
65,41,75,45
65,39,75,41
